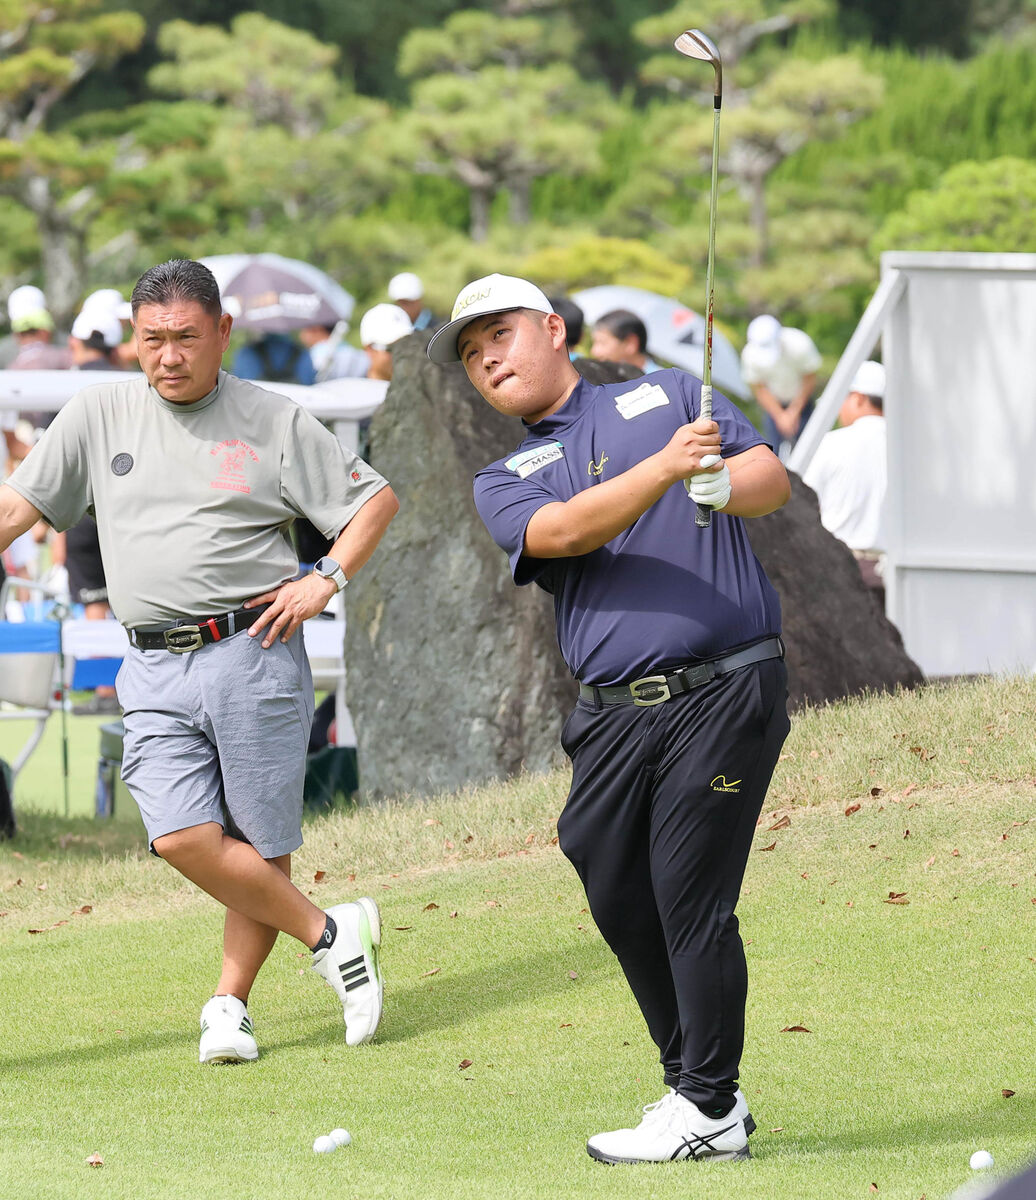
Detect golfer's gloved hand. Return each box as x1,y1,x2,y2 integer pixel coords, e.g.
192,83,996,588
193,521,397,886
685,454,731,510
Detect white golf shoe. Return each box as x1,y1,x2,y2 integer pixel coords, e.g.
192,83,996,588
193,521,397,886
587,1090,750,1164
199,994,258,1064
311,898,383,1046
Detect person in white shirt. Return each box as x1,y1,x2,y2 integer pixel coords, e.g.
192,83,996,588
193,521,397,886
740,315,822,461
801,360,887,597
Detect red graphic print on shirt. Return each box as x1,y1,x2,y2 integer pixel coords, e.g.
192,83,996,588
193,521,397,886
211,439,259,493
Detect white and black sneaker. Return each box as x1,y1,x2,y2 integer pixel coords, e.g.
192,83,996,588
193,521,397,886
311,898,383,1046
199,995,258,1064
587,1090,750,1164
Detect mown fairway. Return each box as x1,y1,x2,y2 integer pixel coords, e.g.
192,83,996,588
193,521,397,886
1,677,1033,1200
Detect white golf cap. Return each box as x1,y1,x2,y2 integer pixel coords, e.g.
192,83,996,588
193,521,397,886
359,302,414,350
746,314,782,368
8,284,53,332
81,288,133,323
426,273,553,363
71,307,123,349
850,359,885,399
387,272,424,302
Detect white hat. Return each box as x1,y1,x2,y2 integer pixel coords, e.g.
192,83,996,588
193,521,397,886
387,272,424,302
746,314,782,368
850,359,885,399
426,273,553,363
81,288,133,322
359,303,414,350
71,308,123,349
8,284,54,332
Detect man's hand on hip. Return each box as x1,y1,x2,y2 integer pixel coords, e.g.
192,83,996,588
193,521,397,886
244,575,336,649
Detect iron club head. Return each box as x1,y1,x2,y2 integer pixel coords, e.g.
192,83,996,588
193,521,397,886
674,29,722,97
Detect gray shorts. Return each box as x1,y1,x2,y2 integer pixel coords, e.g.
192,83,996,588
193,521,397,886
116,628,315,859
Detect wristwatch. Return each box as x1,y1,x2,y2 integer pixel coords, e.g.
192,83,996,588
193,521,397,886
313,556,348,593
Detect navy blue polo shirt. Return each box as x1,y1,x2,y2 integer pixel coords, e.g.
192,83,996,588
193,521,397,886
473,369,782,685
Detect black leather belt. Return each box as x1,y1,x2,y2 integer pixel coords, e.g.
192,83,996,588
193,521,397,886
129,605,267,654
578,636,785,708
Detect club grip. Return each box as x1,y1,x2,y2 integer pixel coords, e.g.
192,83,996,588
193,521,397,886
695,502,712,528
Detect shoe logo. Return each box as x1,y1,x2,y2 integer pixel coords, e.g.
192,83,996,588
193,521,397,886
711,775,742,793
340,954,370,993
587,452,609,477
671,1121,741,1161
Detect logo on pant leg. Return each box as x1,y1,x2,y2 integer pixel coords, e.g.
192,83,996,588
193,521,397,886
711,775,742,793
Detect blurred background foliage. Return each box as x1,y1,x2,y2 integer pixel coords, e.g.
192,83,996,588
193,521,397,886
0,0,1034,361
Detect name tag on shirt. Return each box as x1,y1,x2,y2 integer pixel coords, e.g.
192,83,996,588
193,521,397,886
506,441,564,479
614,382,670,420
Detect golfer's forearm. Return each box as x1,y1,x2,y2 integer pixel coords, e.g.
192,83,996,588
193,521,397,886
752,387,784,421
722,452,790,517
0,483,42,553
328,484,399,578
525,456,674,558
791,374,816,413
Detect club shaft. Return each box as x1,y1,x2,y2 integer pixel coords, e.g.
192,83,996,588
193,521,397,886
695,94,722,529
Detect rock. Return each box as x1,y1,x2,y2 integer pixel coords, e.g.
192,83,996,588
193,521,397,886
346,343,922,798
752,474,924,709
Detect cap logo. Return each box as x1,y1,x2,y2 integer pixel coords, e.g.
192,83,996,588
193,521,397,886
451,285,493,320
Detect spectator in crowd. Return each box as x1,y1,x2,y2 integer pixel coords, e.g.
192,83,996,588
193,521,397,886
79,288,138,368
7,286,73,371
298,321,370,383
69,308,124,370
591,309,661,374
388,272,436,331
740,315,821,462
231,331,311,385
801,360,887,602
548,296,585,358
359,303,413,382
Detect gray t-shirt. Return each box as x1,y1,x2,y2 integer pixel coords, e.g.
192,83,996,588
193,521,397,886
7,370,388,627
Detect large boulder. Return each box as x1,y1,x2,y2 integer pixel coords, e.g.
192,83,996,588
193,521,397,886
345,341,922,798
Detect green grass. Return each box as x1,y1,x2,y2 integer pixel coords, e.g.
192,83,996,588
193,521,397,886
1,677,1034,1199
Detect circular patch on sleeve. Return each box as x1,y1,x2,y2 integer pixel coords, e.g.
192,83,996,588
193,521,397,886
111,452,134,476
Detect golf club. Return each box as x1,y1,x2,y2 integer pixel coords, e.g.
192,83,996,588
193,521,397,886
674,28,722,528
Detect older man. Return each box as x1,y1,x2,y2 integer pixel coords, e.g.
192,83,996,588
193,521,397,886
428,274,791,1166
0,259,399,1063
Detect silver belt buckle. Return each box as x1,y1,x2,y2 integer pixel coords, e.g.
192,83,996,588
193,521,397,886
628,674,671,707
164,624,203,654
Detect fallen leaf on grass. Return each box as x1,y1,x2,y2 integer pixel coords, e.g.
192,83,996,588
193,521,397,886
781,1025,811,1033
463,834,474,844
394,926,412,932
524,832,536,845
71,905,92,916
903,784,916,797
845,804,861,817
559,1023,572,1029
885,892,909,905
1002,1089,1015,1098
0,911,8,918
347,872,356,882
449,911,458,918
769,1126,784,1133
28,921,68,933
423,819,441,826
313,870,325,883
444,840,455,850
35,882,47,891
568,970,578,980
903,829,910,838
800,872,809,879
486,900,499,908
423,902,439,911
769,814,791,831
870,1185,878,1194
870,786,884,797
458,1059,473,1070
924,855,936,869
85,1153,104,1168
757,841,777,852
909,746,935,761
419,967,440,978
951,849,960,857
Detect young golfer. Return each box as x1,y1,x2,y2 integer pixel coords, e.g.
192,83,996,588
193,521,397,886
428,274,791,1164
0,260,398,1063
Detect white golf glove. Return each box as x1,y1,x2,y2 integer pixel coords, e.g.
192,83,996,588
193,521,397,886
685,454,731,510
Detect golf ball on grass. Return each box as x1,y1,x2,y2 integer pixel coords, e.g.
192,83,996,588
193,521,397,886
970,1150,994,1171
329,1129,352,1147
313,1135,336,1155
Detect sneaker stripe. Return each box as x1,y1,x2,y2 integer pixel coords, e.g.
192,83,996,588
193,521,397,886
343,975,370,992
340,963,369,982
339,955,365,972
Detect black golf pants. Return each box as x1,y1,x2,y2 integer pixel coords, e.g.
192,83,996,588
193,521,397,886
556,658,790,1113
